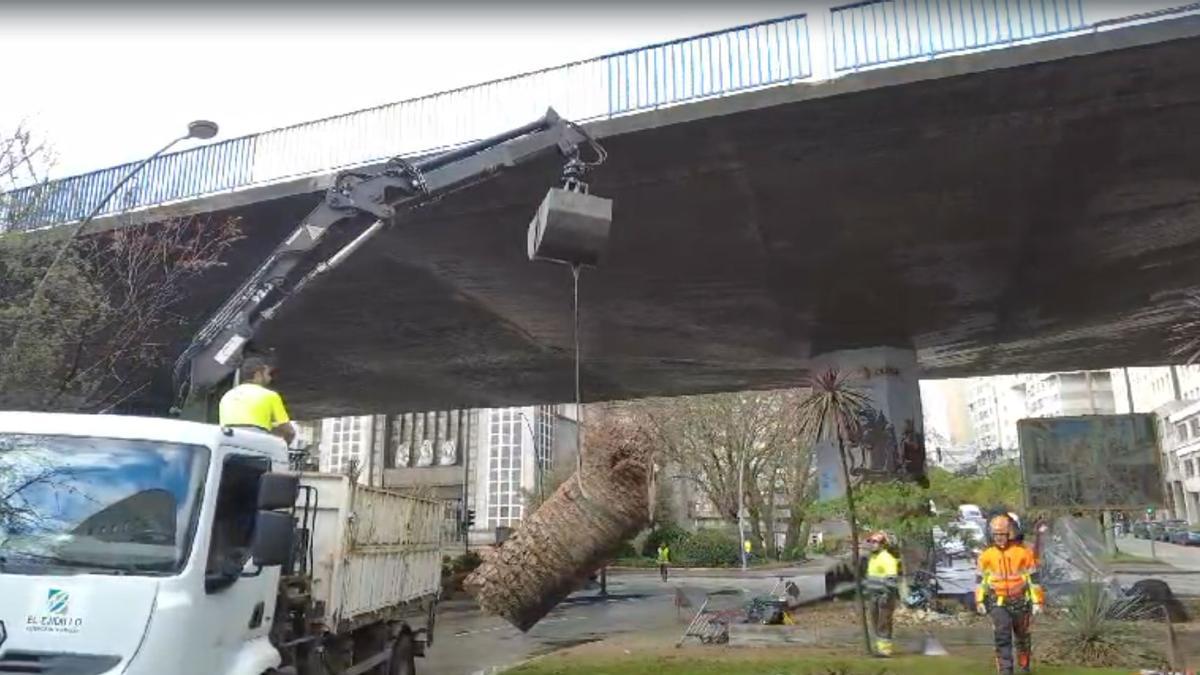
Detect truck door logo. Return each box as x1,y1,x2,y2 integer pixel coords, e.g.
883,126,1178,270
25,588,83,635
46,589,70,616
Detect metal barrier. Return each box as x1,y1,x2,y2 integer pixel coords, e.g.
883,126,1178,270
830,0,1087,71
5,1,1195,232
607,15,811,114
1,14,810,233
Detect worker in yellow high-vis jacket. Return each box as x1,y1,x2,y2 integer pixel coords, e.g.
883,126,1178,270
219,354,295,444
864,531,904,657
975,515,1044,675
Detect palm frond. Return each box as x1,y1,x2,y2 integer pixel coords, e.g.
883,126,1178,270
797,368,872,444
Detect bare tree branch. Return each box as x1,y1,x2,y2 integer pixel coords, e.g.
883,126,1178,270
0,126,243,412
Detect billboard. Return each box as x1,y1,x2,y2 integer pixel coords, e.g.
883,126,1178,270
1017,414,1164,510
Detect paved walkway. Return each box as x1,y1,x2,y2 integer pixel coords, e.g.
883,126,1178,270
1116,535,1200,571
1114,535,1200,597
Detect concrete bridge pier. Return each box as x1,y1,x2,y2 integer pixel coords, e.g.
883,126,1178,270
812,346,926,503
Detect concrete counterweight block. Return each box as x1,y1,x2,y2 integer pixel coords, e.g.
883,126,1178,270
527,187,613,268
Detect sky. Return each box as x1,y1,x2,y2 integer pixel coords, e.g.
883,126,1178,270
1,0,802,179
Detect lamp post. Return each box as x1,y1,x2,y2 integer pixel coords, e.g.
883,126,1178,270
18,120,219,330
738,449,748,571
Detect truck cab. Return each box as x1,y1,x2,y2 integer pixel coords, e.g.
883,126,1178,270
0,411,295,675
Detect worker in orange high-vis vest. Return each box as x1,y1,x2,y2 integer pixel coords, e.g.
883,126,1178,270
975,514,1044,675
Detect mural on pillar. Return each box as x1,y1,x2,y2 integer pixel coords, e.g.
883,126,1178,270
845,409,929,487
845,408,896,476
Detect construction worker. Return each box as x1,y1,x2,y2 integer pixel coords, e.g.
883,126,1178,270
976,514,1044,675
656,542,670,582
864,531,903,657
218,354,295,444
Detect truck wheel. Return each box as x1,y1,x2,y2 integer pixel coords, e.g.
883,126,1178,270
388,632,416,675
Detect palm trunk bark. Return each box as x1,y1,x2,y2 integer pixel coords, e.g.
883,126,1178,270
465,418,651,632
837,433,873,656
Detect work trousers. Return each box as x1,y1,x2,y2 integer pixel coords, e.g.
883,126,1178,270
988,603,1032,674
868,591,896,640
658,563,669,581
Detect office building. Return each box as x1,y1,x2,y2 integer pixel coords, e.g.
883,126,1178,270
302,404,578,547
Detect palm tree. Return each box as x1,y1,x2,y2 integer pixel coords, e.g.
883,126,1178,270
797,368,874,656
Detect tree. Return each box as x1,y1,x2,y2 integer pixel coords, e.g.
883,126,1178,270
0,126,242,412
928,463,1024,512
796,368,874,656
634,390,812,559
812,479,948,546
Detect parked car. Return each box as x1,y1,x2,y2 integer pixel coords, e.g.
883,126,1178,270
1169,527,1200,546
1158,520,1187,542
1147,521,1167,540
933,526,966,559
1132,521,1150,539
958,504,984,523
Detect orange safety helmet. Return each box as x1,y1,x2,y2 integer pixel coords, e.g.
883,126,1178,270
989,515,1014,538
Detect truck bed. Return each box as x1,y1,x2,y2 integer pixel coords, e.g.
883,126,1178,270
300,473,443,633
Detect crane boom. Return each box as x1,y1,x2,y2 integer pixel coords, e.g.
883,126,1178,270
172,108,595,419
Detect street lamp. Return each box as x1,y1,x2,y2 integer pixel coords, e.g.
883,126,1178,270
74,118,220,232
187,120,219,140
17,120,219,341
738,450,748,571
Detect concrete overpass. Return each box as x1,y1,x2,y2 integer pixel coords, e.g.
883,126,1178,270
6,2,1200,421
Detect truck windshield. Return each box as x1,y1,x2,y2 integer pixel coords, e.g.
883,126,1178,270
0,433,209,576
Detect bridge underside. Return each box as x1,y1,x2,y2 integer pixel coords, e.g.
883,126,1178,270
167,21,1200,418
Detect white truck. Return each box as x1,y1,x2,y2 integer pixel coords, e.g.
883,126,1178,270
0,109,606,675
0,412,442,674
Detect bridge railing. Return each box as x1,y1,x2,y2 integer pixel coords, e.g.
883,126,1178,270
3,1,1194,232
830,0,1087,72
1,13,811,233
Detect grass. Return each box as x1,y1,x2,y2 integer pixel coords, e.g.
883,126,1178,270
507,653,1132,675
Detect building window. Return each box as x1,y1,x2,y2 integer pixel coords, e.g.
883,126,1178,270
328,416,366,475
536,405,555,474
1187,459,1196,478
487,408,523,527
1177,423,1189,442
1190,418,1200,438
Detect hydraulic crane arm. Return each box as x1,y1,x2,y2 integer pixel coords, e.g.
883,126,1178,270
172,108,599,418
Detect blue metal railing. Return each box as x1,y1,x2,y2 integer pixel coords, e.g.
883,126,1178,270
1,14,811,233
830,0,1087,71
607,15,810,113
4,0,1193,232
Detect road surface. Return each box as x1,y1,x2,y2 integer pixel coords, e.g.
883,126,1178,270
1115,534,1200,596
425,567,826,675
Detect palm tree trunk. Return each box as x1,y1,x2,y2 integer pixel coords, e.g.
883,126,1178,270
465,418,651,632
837,433,873,656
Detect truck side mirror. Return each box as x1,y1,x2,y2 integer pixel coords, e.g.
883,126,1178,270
259,473,300,511
251,510,295,567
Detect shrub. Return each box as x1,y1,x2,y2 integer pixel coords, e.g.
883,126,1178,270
675,528,740,567
449,551,482,574
780,545,809,562
641,523,689,557
1041,581,1165,669
817,535,847,557
612,540,639,559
